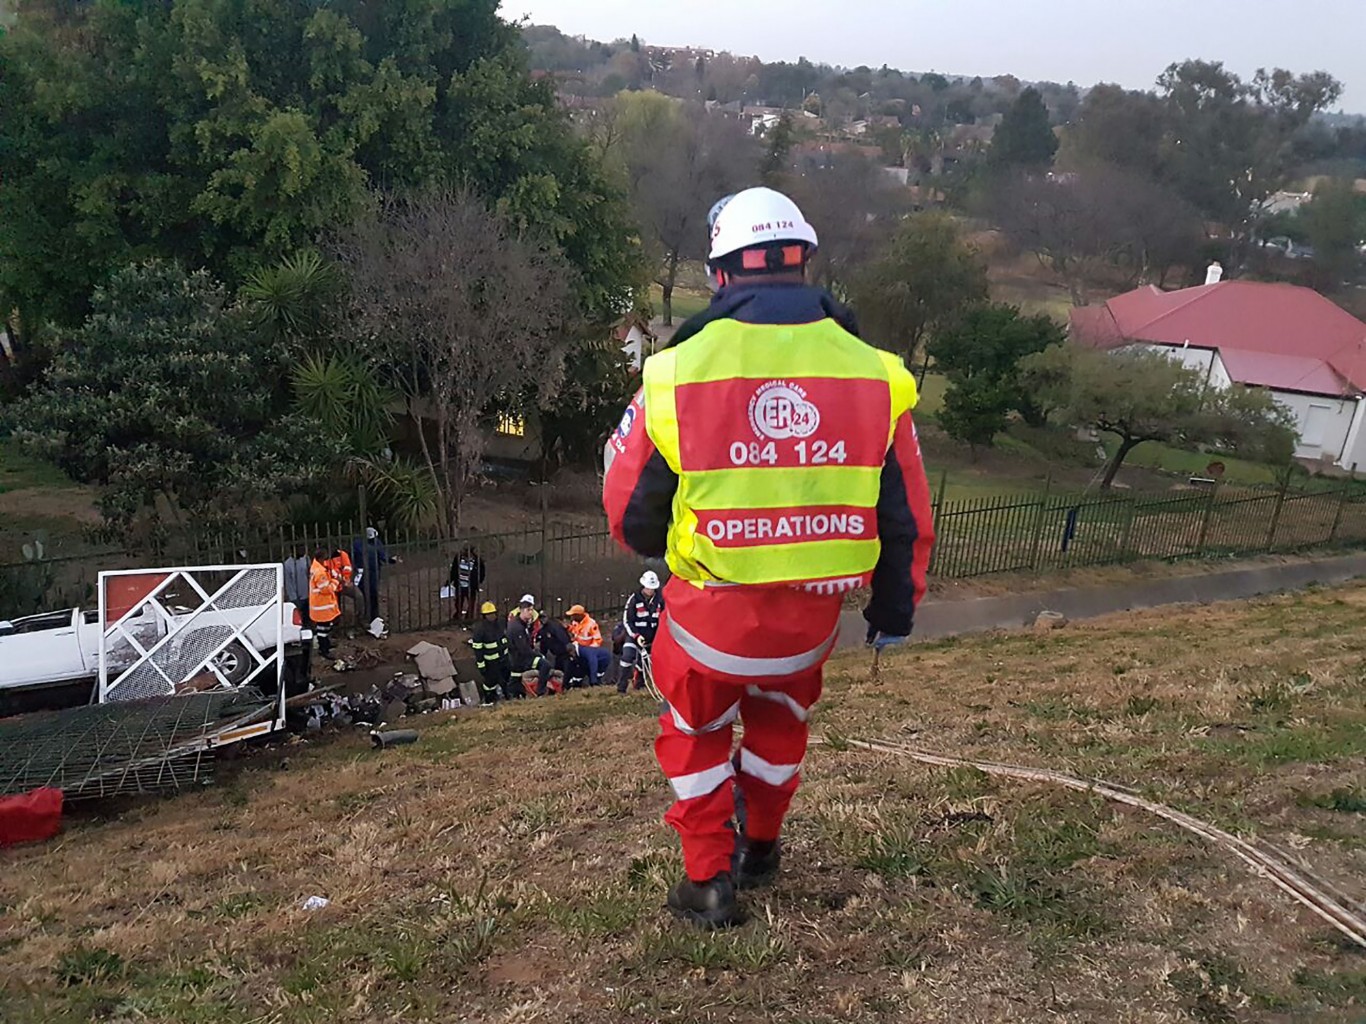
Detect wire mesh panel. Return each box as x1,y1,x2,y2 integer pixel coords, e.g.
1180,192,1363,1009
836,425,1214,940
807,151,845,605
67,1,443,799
97,565,285,732
0,692,276,798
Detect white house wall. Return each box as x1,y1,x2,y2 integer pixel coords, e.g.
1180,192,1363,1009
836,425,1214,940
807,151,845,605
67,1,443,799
1139,343,1223,383
1269,389,1356,465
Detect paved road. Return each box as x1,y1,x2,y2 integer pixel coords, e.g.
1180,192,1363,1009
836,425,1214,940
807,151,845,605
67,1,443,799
835,552,1366,650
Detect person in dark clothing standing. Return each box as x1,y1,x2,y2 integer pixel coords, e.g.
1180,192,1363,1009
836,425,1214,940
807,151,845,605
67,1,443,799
469,601,514,702
449,545,486,624
618,570,665,693
351,527,398,623
507,603,549,697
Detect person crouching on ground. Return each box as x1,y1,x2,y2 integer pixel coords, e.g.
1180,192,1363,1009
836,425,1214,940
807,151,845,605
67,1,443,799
567,604,612,687
538,612,578,691
507,599,549,697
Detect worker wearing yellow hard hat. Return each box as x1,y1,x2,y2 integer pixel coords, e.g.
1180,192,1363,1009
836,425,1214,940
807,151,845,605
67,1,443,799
469,600,513,702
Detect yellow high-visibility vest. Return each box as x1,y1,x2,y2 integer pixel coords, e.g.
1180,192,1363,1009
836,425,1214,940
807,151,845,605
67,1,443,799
643,316,918,586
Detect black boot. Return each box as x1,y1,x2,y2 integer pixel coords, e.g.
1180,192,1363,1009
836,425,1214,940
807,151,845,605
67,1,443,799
734,838,781,891
666,872,743,929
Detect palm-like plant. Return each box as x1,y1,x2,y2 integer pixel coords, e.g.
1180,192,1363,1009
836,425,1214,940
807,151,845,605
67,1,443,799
241,250,341,346
291,351,394,456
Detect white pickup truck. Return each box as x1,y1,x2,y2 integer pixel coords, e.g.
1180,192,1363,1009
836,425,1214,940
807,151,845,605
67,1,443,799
0,600,310,717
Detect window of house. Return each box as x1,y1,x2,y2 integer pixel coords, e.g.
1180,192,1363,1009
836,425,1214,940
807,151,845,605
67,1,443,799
496,413,526,437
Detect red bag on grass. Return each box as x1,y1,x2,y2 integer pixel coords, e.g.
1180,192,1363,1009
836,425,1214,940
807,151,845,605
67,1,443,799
0,787,64,847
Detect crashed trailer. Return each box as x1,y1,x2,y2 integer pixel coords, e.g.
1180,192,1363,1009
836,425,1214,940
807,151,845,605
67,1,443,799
0,565,301,800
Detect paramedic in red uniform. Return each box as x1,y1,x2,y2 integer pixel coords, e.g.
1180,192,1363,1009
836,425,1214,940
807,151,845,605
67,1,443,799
603,187,935,928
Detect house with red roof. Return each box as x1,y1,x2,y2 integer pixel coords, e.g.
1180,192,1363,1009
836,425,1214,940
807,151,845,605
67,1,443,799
1071,275,1366,471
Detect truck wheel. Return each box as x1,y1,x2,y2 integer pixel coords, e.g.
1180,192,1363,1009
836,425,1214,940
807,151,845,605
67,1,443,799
211,641,255,686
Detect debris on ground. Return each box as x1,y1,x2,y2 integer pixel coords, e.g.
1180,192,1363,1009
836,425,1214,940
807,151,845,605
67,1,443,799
407,640,481,708
0,787,63,848
370,729,419,750
1033,610,1068,632
300,895,330,911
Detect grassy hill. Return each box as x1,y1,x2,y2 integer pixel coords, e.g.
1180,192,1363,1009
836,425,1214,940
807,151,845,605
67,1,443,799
3,586,1364,1022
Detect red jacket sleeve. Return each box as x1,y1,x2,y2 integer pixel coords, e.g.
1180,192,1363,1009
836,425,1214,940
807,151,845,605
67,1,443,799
603,389,677,558
865,411,935,637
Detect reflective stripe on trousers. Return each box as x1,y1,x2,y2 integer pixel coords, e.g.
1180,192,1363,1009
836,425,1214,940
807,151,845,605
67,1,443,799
739,747,801,787
666,617,837,679
669,759,736,801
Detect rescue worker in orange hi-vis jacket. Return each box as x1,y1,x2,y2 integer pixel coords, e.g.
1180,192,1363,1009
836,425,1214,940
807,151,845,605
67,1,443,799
308,547,342,659
603,186,935,929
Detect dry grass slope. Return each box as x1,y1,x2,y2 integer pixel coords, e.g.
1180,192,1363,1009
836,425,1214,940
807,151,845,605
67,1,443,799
3,587,1366,1022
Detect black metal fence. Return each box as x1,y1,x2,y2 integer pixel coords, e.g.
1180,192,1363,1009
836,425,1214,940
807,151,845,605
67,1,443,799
929,479,1366,578
6,479,1366,630
0,520,646,632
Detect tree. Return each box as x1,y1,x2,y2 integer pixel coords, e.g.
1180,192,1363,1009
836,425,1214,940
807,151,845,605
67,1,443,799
847,213,988,366
788,151,910,295
240,250,342,349
333,189,576,534
1021,345,1296,489
8,259,339,534
989,166,1203,302
0,0,639,338
1062,84,1169,179
535,337,636,475
989,87,1058,170
611,94,758,324
936,376,1018,452
760,113,797,187
1299,179,1366,285
1155,61,1341,259
928,304,1065,443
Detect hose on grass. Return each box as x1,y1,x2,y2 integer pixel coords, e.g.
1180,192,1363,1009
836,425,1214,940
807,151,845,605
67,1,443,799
827,735,1366,949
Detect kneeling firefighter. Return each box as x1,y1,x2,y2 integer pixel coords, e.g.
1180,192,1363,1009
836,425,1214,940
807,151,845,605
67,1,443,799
603,186,935,928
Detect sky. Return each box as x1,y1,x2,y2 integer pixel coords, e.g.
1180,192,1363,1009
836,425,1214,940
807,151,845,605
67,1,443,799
500,0,1366,113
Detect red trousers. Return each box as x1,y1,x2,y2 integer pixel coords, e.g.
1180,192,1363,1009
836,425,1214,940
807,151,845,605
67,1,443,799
653,579,843,882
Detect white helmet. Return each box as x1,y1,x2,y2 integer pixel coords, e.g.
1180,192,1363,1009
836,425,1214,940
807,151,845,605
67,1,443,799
640,571,661,590
709,187,818,263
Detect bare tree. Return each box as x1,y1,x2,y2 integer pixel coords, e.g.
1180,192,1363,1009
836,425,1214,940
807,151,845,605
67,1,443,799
334,189,575,534
989,166,1202,304
612,94,759,323
788,150,910,297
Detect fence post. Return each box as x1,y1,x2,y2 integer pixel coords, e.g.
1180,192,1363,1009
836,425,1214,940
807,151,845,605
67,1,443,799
1266,475,1289,550
1118,492,1138,560
539,483,549,605
1196,482,1218,554
1330,481,1350,544
1028,474,1053,570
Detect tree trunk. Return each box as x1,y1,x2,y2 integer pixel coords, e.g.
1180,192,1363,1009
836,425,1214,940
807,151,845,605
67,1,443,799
409,397,446,530
662,251,681,327
1066,274,1088,307
1100,436,1142,489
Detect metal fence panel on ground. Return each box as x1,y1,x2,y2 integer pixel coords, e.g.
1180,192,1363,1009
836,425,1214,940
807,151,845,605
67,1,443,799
7,479,1366,631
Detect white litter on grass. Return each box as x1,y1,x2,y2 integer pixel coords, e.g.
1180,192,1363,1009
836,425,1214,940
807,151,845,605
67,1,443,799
301,895,330,911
